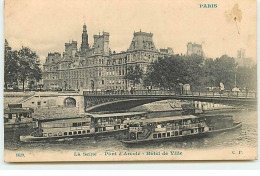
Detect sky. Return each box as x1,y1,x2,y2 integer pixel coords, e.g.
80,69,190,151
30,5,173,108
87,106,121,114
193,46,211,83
4,0,257,64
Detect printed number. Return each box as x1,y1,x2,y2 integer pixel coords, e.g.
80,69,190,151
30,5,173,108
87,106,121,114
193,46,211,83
16,153,25,157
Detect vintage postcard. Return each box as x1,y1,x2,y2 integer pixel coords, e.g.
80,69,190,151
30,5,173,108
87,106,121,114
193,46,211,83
3,0,257,162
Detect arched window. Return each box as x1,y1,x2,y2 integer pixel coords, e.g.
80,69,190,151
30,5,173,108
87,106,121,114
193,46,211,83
64,97,76,107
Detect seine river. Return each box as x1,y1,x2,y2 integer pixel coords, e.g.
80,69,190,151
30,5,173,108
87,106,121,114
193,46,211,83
4,107,257,153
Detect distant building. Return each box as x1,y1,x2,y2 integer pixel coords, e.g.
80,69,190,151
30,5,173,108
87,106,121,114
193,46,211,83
236,48,255,68
42,26,173,90
186,42,204,57
160,47,174,55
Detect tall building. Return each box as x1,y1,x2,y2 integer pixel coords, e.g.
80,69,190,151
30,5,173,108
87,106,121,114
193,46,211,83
80,24,90,53
186,42,204,57
43,25,173,90
236,48,255,68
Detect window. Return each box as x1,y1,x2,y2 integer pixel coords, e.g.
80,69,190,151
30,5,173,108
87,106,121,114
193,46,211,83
167,132,170,137
64,132,68,135
37,101,41,106
171,132,175,136
82,122,89,126
43,133,47,137
69,132,72,135
44,101,47,104
78,131,82,134
82,130,86,134
158,133,161,138
31,102,34,104
77,122,81,126
179,131,183,135
153,134,157,138
72,123,77,127
73,131,77,135
87,130,90,133
162,133,166,137
48,133,52,137
175,131,178,136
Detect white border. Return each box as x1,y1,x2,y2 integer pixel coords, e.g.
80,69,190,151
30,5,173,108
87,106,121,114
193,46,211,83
0,0,259,170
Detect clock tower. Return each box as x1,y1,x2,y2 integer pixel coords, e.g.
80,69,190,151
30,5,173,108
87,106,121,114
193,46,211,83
80,24,90,52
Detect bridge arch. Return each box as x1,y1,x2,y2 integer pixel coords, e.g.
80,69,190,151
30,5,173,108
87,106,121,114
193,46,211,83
64,97,76,107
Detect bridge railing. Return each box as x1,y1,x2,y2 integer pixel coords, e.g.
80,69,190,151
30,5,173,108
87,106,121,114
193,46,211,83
83,89,257,99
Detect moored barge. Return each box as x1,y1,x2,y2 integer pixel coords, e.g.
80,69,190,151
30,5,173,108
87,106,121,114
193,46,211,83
121,114,242,144
20,112,147,142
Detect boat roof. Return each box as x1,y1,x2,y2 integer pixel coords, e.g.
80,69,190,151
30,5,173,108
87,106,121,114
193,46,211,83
42,117,91,124
4,108,33,114
41,112,147,124
125,115,199,124
89,112,147,118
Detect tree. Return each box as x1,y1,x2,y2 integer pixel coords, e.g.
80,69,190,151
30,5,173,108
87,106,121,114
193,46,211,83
4,40,19,90
145,54,205,91
145,55,186,90
4,40,42,91
124,64,143,88
203,58,216,88
236,65,257,91
212,55,237,90
184,54,205,90
17,46,42,91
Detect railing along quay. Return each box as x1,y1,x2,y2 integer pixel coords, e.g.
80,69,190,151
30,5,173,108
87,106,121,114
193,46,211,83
83,90,257,99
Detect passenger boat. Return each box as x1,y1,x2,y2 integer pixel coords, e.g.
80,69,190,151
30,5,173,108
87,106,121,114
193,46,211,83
121,114,242,144
20,112,147,142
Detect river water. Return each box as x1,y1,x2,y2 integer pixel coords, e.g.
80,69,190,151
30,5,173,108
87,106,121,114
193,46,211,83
4,107,257,153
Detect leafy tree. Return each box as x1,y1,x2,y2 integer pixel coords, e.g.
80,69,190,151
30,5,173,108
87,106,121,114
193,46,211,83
4,40,19,90
17,46,42,91
146,55,184,90
5,40,42,91
212,55,237,90
145,54,249,92
145,54,205,91
184,54,205,90
236,65,257,91
203,58,216,88
124,64,143,87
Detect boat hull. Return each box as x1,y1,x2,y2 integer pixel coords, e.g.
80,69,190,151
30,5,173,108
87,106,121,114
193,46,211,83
4,122,35,131
121,122,242,145
20,129,126,142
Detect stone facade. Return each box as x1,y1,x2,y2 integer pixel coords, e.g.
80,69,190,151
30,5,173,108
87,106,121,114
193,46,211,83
186,42,204,57
43,25,173,90
236,48,255,68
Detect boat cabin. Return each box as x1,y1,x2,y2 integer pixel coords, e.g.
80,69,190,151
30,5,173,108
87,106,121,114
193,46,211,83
126,115,208,141
36,112,147,137
39,116,93,137
4,104,34,124
90,112,147,133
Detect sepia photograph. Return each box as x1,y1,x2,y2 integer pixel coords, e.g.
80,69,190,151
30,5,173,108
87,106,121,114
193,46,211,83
3,0,257,162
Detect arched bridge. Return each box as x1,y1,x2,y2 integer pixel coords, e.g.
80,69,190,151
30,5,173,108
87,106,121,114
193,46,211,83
83,90,257,112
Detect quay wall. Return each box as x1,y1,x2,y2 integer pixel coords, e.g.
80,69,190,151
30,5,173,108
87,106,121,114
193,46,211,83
4,91,85,114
